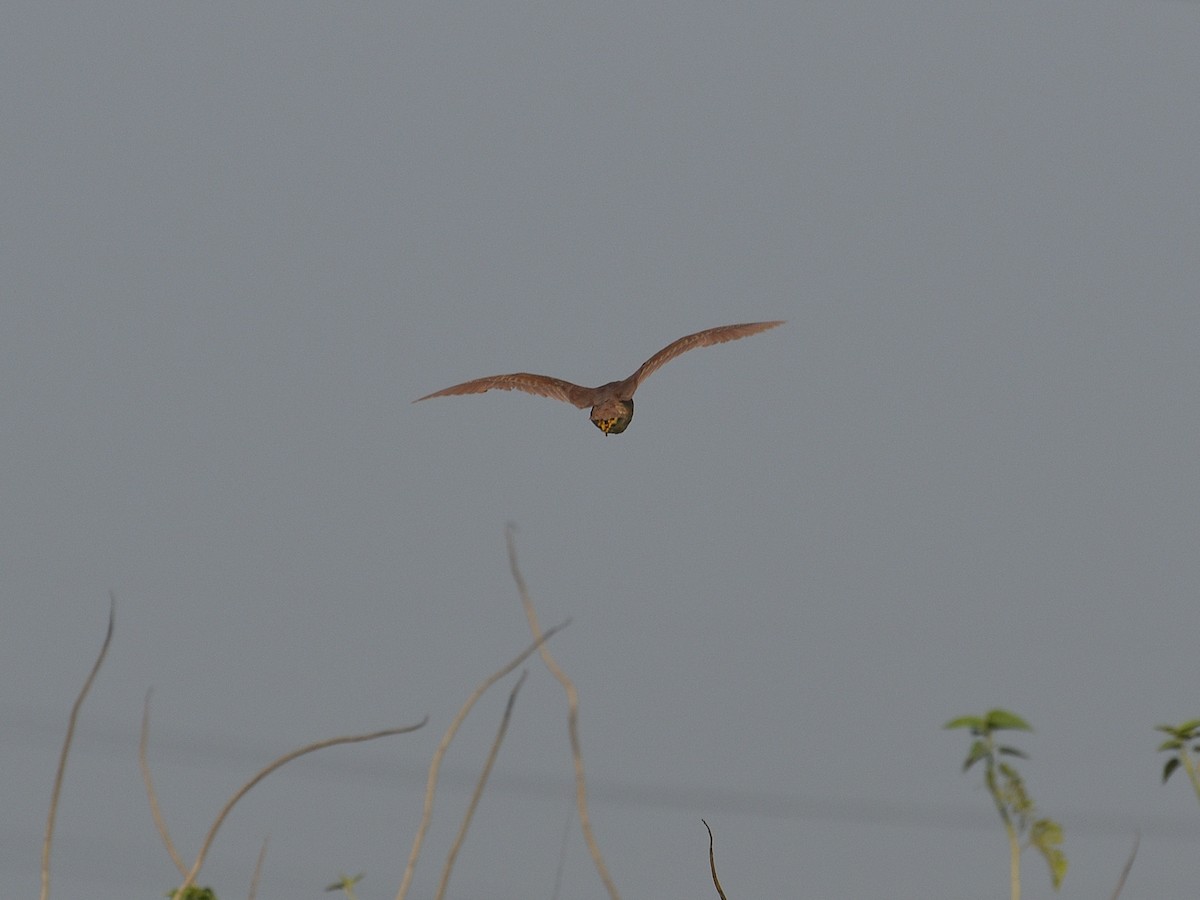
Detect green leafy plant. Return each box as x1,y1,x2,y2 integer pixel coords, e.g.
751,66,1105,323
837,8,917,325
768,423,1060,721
325,872,365,899
166,888,217,900
945,709,1066,899
1155,718,1200,804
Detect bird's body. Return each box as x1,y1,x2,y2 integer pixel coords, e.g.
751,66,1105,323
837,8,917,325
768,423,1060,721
415,320,783,434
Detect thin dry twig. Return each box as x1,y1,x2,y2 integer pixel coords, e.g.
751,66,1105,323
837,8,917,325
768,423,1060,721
506,524,620,900
550,800,573,900
41,592,116,900
395,620,568,900
247,837,269,900
434,670,529,900
1107,831,1140,900
170,719,427,894
702,819,728,900
140,688,187,876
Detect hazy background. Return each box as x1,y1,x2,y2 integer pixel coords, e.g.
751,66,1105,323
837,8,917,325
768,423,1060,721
3,3,1199,898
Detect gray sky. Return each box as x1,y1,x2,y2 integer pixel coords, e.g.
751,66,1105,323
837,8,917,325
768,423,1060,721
3,3,1200,898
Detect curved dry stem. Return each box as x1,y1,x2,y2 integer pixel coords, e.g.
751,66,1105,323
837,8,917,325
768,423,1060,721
506,524,620,900
702,820,728,900
395,621,567,900
140,688,187,876
248,836,269,900
173,719,428,894
434,669,529,900
41,592,115,900
1107,832,1139,900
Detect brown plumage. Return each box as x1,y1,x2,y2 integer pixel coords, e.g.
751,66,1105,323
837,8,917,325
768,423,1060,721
414,320,784,434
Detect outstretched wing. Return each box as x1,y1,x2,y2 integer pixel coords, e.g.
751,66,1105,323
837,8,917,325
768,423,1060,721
414,373,595,408
624,320,784,393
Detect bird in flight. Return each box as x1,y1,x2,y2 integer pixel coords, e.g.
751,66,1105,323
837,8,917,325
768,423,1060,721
414,320,784,434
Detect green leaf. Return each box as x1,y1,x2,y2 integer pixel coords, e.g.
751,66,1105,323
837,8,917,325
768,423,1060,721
997,745,1029,759
985,709,1032,732
944,715,985,732
962,739,989,772
1157,738,1183,752
1000,768,1032,816
1031,818,1063,846
1044,847,1068,890
1031,819,1068,890
325,873,365,893
1155,721,1200,740
1162,757,1181,783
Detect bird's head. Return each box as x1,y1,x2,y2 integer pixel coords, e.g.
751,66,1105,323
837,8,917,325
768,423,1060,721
590,398,633,435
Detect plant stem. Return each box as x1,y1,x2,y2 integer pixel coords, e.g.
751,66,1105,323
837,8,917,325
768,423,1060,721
1181,748,1200,806
1007,822,1021,900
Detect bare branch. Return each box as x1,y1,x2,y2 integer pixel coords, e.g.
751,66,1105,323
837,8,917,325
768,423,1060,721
1107,831,1140,900
506,524,619,900
702,820,728,900
174,719,428,894
140,688,187,875
434,670,529,900
395,621,567,900
41,592,115,900
248,837,269,900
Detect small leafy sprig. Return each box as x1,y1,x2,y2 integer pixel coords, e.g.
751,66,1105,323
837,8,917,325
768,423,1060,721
945,709,1066,899
325,872,365,899
166,888,217,900
1155,718,1200,804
